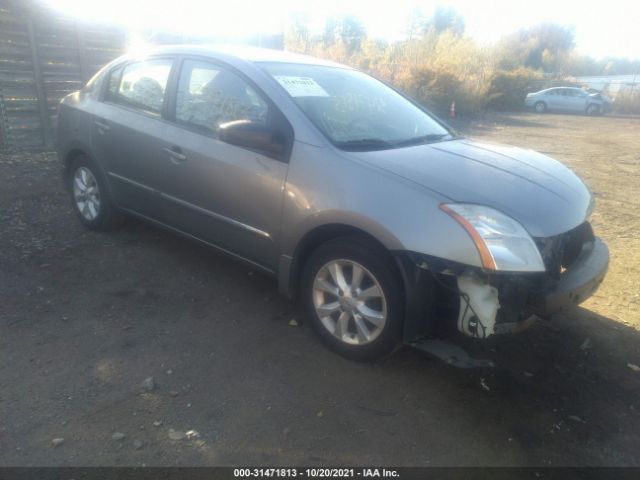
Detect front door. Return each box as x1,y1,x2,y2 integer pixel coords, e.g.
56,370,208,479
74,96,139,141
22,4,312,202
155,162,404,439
158,59,291,271
557,88,586,112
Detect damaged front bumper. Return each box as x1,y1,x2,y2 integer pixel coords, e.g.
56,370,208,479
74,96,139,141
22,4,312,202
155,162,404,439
531,237,609,316
397,231,609,343
456,236,610,338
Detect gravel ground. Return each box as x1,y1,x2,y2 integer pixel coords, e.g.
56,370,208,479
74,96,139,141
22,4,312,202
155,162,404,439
1,112,639,466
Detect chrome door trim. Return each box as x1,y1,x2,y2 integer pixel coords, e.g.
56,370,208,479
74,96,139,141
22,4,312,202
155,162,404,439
93,120,111,131
160,191,272,240
107,171,155,193
119,207,276,275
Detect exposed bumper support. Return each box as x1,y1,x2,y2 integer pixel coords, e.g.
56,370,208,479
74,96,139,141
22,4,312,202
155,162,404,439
398,235,609,345
457,270,500,338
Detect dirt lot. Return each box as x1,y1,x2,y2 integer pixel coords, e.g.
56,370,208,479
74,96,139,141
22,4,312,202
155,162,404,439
1,112,640,467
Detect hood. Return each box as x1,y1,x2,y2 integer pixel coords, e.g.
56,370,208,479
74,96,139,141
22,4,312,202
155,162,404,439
347,139,593,238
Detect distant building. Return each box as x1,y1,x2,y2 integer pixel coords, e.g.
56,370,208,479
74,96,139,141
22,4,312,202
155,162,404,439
573,75,639,96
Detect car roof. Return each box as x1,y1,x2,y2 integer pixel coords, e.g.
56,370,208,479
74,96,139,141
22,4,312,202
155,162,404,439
139,44,351,69
541,87,582,93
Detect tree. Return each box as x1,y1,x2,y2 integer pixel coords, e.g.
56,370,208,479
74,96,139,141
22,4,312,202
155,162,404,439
498,23,575,71
339,15,366,54
425,6,465,36
288,12,311,53
406,7,427,40
323,17,339,46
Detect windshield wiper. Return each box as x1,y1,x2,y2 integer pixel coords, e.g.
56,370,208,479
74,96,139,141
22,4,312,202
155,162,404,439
336,133,459,151
335,138,395,151
392,133,456,147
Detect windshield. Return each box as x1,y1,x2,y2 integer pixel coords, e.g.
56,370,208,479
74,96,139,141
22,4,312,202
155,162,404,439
260,63,453,151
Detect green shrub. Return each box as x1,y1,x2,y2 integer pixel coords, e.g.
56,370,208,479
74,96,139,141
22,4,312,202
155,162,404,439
487,68,544,110
613,90,640,115
376,64,487,116
394,66,462,115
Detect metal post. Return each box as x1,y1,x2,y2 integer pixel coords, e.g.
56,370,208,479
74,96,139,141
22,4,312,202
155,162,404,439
26,10,51,147
0,89,9,152
76,21,90,83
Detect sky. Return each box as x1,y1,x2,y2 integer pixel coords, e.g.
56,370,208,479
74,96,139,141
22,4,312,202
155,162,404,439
44,0,640,60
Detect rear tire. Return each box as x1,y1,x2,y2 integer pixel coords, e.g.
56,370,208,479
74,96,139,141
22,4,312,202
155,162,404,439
67,154,124,230
534,101,547,113
301,236,404,360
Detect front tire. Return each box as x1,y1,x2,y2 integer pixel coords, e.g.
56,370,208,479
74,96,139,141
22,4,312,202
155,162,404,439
586,104,600,115
534,101,547,113
67,155,123,230
301,236,404,360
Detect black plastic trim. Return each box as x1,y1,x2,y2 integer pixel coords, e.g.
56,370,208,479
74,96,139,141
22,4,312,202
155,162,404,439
533,238,609,315
392,252,436,343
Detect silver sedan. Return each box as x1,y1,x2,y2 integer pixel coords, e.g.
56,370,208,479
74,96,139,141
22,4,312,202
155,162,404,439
525,87,610,115
57,46,608,361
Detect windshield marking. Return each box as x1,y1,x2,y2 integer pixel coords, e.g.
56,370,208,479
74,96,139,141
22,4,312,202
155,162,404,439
274,75,330,97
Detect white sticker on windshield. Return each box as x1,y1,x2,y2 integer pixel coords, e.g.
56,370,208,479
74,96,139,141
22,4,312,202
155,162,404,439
274,76,329,97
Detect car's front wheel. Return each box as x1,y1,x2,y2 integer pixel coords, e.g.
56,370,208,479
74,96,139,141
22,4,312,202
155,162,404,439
586,103,601,115
67,155,123,230
534,101,547,113
301,236,404,360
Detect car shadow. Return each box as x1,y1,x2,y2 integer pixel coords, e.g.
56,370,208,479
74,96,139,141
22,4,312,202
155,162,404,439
379,306,640,464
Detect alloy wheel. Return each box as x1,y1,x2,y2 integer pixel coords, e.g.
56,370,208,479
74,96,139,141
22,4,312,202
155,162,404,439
312,259,387,346
73,166,101,221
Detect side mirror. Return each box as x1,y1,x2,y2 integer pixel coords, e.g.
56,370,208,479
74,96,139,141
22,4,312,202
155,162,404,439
218,120,282,155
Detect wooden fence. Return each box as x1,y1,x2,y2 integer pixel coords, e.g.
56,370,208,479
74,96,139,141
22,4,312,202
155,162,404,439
0,0,127,151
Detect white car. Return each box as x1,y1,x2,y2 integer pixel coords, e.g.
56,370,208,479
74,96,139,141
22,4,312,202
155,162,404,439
525,87,610,115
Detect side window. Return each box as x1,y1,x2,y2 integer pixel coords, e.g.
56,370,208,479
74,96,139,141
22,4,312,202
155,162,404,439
175,60,269,134
105,65,123,100
110,59,172,114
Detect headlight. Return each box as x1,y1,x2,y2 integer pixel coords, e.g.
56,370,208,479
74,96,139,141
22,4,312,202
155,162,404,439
440,203,546,272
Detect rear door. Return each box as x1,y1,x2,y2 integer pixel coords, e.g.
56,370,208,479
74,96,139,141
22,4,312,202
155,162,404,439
157,58,292,271
90,57,175,220
544,89,562,110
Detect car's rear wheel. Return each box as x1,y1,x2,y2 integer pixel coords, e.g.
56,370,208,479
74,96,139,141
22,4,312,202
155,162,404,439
301,236,403,360
586,104,600,115
534,101,547,113
68,155,123,230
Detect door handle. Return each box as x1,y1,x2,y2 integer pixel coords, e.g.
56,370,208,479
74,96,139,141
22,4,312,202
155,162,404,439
94,119,110,132
162,146,187,163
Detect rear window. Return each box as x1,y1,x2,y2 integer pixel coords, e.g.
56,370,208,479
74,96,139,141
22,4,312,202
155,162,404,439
106,59,173,115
